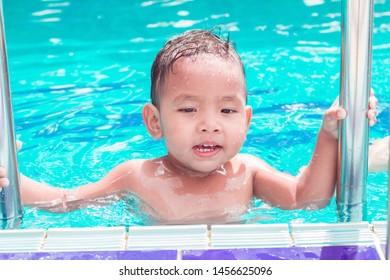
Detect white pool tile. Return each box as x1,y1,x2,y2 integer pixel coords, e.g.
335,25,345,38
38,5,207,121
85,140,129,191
0,229,46,252
127,225,208,249
43,227,126,251
1,222,387,253
291,222,375,246
210,224,292,248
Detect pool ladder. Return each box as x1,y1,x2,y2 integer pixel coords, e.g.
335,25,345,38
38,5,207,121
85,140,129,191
337,0,389,259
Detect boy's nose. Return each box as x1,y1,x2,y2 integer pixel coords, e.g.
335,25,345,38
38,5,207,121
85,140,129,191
197,115,221,133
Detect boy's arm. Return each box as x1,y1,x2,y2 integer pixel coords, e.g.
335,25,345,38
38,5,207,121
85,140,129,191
294,128,339,208
368,136,389,172
252,129,339,210
253,94,377,210
18,160,141,212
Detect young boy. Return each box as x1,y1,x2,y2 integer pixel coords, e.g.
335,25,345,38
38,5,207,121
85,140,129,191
0,29,378,224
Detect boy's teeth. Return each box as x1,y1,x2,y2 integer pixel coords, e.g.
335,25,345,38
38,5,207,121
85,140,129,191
196,144,218,152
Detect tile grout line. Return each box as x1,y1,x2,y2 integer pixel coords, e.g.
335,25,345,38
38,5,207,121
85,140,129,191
370,224,386,260
124,228,129,250
39,229,48,251
207,226,212,248
287,224,296,247
176,249,182,260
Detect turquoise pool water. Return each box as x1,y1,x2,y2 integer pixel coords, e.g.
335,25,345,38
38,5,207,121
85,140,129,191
3,0,389,228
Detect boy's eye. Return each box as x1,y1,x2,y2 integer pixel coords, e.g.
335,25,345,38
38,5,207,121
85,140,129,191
179,108,196,113
221,108,236,114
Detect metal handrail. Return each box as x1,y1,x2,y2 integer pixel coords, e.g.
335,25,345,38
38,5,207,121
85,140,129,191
337,0,374,222
337,0,389,260
0,1,23,229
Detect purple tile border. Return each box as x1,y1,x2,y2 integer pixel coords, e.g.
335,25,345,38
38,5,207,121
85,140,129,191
0,246,382,260
0,250,178,260
182,246,381,260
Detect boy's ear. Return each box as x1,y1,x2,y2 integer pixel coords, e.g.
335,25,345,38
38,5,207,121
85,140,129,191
142,103,163,139
245,105,252,132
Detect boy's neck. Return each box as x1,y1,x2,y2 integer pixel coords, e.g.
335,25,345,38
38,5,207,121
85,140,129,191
163,155,227,178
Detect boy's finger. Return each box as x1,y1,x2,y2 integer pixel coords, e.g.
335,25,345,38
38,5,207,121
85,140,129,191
331,97,339,107
367,108,378,119
337,107,347,119
16,140,22,151
324,106,347,121
0,167,6,177
0,178,10,188
368,96,378,109
367,109,377,126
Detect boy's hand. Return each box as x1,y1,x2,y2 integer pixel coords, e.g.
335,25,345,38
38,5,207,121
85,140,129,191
322,89,378,139
0,140,23,192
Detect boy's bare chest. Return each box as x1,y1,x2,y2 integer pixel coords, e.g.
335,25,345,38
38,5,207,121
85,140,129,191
138,168,254,223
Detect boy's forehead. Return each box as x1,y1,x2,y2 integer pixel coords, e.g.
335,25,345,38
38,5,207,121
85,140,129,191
166,55,246,87
171,54,242,72
157,54,247,105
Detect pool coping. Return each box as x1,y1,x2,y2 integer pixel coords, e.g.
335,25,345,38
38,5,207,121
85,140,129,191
0,221,387,260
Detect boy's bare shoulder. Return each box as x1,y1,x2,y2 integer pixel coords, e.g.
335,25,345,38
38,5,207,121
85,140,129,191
105,158,157,188
229,154,272,182
108,158,149,178
113,157,165,175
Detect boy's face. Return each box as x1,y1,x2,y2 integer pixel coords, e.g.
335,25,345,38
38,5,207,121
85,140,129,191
148,54,251,175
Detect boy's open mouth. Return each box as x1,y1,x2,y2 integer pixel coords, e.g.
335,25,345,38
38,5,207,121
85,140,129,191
193,144,222,156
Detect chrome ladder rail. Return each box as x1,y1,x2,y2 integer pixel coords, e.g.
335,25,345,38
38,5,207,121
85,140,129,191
0,1,23,229
337,0,374,222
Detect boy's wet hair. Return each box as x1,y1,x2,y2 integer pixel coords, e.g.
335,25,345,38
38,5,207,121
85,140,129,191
150,29,246,107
